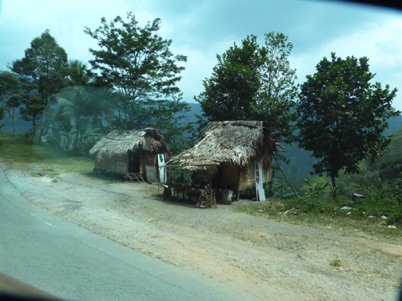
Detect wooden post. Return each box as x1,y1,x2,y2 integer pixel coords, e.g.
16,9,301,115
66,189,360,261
273,154,300,199
236,165,241,201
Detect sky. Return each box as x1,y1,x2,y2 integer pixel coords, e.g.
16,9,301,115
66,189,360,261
0,0,401,111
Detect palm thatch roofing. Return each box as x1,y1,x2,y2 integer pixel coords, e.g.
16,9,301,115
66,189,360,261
167,121,270,170
89,128,168,158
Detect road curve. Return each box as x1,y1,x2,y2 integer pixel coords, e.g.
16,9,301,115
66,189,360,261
0,163,259,301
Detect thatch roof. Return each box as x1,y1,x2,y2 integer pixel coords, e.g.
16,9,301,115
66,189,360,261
89,128,168,158
167,121,270,170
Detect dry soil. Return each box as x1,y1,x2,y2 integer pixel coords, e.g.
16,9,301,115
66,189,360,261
2,164,402,301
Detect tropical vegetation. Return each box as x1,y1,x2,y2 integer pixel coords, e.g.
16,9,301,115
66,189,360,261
0,12,401,229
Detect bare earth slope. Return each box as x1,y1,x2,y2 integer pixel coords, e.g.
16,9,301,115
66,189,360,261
3,164,402,301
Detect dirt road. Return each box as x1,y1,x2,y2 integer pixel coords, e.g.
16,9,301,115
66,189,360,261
2,164,402,301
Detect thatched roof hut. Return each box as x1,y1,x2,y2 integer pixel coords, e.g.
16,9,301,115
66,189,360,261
167,121,273,200
89,128,169,183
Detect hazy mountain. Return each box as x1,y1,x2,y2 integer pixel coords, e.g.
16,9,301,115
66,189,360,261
385,114,402,135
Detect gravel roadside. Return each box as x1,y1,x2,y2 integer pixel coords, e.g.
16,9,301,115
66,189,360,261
3,164,402,301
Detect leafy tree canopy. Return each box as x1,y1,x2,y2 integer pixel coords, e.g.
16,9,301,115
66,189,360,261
11,30,68,101
84,12,191,151
297,52,399,197
10,30,68,129
0,71,24,135
67,59,92,86
0,71,21,109
195,32,298,143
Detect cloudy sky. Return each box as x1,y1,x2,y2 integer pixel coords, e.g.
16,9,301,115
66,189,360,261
1,0,401,110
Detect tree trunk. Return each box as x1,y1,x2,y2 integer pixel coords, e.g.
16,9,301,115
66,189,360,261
7,109,17,137
273,155,300,199
331,176,337,199
12,111,16,137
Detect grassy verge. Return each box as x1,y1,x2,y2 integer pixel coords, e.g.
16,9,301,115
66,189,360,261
232,199,402,244
0,135,94,175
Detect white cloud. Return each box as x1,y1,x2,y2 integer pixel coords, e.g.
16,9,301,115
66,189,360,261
172,34,240,102
291,15,402,110
0,0,155,65
1,0,401,111
324,16,402,69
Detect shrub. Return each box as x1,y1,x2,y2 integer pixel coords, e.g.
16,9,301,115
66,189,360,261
302,177,332,202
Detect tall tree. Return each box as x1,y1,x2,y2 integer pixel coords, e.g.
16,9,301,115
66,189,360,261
0,71,22,135
195,32,298,143
254,32,298,142
84,12,191,151
11,30,68,133
297,52,399,198
196,35,261,122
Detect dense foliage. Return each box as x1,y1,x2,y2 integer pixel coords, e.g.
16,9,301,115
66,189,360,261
0,71,22,134
84,12,192,152
39,60,112,153
297,52,399,198
195,32,297,143
11,30,69,132
0,15,401,230
1,14,195,155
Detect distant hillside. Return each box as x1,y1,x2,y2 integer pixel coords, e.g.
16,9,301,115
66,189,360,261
183,104,402,191
183,102,203,124
280,113,402,190
385,114,402,135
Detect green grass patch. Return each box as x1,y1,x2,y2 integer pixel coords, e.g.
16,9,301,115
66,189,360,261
232,198,402,243
329,258,342,267
0,135,94,175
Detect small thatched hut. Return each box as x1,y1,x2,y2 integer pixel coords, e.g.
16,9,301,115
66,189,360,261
89,128,169,183
167,120,274,201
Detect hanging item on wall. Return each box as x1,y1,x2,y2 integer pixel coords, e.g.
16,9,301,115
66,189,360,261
254,160,266,201
158,153,167,183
